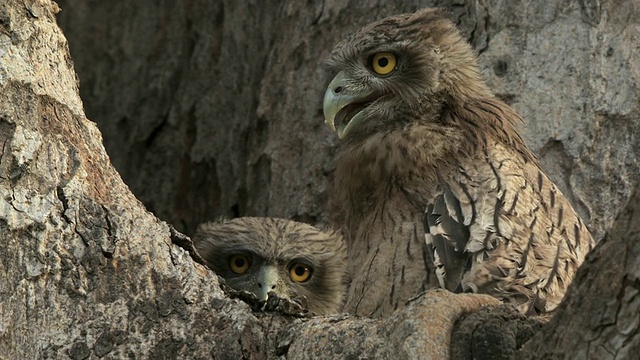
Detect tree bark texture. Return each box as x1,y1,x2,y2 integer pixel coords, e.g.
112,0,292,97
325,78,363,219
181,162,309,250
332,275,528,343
1,0,639,358
0,1,514,358
56,0,640,239
0,1,227,357
518,184,640,359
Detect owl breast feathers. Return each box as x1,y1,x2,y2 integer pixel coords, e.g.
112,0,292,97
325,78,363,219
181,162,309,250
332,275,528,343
192,217,348,315
323,8,595,317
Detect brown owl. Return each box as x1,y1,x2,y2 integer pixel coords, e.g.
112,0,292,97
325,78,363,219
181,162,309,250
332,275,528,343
323,8,594,317
193,217,347,315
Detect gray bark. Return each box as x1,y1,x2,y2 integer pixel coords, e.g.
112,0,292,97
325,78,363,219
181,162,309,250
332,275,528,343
518,184,640,359
0,1,506,358
0,2,226,358
2,0,639,358
55,0,640,240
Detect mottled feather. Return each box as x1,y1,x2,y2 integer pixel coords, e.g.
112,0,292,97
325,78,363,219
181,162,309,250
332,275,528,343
324,8,594,317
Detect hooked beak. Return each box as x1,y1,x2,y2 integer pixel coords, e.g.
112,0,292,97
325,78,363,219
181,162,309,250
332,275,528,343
255,265,280,301
323,71,380,139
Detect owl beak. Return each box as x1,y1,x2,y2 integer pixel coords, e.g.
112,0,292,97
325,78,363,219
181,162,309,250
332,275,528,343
256,265,280,301
323,70,377,139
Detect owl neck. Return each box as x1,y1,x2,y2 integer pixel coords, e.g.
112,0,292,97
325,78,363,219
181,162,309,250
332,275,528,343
331,97,533,198
436,31,493,103
332,121,466,209
441,97,539,165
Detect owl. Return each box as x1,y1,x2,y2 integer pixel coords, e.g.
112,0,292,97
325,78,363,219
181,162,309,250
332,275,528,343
323,8,594,317
192,217,347,315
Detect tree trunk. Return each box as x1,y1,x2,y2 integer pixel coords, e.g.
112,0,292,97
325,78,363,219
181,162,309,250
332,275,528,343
449,184,640,359
55,0,640,240
2,0,639,358
518,184,640,359
0,0,504,358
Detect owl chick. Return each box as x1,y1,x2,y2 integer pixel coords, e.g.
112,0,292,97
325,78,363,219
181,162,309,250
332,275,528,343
323,8,594,317
192,217,347,315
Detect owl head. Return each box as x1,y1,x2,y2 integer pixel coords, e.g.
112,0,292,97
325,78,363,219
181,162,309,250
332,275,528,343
193,217,347,315
323,8,489,141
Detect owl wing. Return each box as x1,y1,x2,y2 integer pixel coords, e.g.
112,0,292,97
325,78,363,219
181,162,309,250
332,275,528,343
424,182,471,293
424,101,594,314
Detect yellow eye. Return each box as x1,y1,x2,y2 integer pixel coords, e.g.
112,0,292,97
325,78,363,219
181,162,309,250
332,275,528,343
289,263,312,283
371,52,397,75
229,254,250,274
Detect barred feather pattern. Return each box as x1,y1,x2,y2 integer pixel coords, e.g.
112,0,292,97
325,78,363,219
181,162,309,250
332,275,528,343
336,185,433,317
425,139,594,315
325,8,595,318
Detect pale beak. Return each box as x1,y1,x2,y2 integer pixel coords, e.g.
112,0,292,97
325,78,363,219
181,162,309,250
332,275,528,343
323,71,377,139
255,265,280,301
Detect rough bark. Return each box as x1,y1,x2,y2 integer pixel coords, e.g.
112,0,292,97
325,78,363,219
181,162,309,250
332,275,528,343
451,305,546,360
0,1,226,358
55,0,640,240
451,183,640,359
0,1,503,358
2,0,639,358
518,184,640,359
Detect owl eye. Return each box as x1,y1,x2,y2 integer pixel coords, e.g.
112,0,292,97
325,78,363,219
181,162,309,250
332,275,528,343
229,254,250,274
289,263,312,283
371,52,397,75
